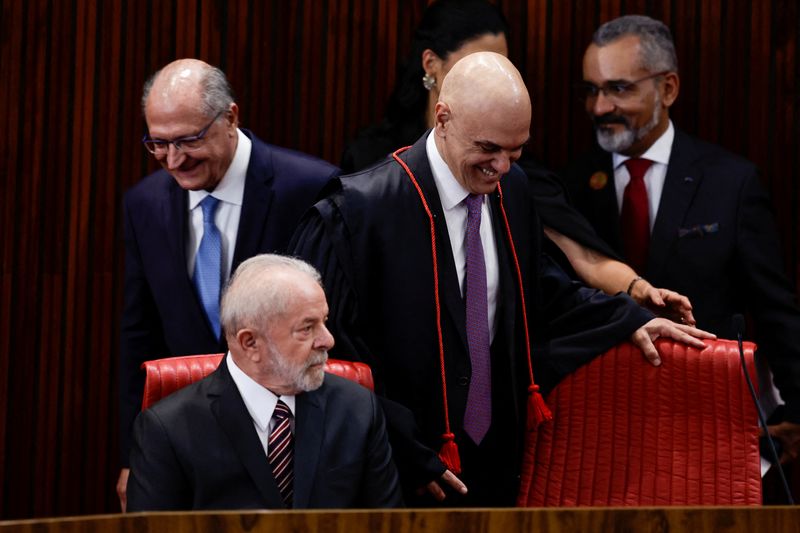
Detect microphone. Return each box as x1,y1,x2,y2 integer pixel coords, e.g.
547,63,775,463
732,314,794,504
731,314,746,342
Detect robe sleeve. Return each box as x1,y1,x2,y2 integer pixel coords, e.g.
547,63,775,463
289,196,372,365
518,154,621,260
289,198,447,492
532,253,655,394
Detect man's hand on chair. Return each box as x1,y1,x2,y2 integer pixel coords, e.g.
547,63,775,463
630,318,716,366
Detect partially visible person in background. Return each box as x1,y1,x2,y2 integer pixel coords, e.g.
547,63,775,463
341,0,508,174
341,0,694,323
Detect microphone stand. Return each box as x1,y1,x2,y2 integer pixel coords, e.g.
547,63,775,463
735,316,795,505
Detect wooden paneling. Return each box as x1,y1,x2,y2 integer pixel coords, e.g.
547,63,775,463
0,0,798,519
3,507,800,533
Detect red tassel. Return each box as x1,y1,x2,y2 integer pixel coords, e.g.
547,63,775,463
438,433,462,474
526,384,552,430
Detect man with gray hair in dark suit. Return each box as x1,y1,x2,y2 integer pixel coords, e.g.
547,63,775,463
127,254,402,511
563,15,800,476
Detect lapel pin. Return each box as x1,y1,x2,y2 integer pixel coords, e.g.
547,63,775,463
683,176,694,183
589,171,608,190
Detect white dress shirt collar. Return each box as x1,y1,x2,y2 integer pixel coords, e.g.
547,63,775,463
426,131,472,209
188,128,251,208
612,120,674,170
425,131,499,341
225,352,296,433
611,121,675,227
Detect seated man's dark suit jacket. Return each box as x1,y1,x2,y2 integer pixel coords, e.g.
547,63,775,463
127,364,403,510
563,128,800,422
290,132,653,505
119,129,339,464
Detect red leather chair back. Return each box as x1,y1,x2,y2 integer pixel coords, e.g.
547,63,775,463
517,339,762,506
141,354,374,410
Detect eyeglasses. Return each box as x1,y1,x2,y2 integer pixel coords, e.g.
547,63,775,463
574,71,671,104
142,111,223,155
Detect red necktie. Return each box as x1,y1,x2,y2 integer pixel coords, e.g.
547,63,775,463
621,158,653,274
268,400,294,508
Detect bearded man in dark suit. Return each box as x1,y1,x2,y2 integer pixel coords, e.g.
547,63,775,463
563,15,800,469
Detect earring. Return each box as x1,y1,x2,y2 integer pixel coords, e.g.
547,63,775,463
422,73,436,91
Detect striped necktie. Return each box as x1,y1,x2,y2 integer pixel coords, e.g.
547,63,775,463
268,400,294,508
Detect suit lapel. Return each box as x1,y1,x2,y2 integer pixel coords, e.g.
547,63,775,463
209,362,283,507
291,388,324,509
400,139,469,352
597,153,623,252
648,130,702,278
584,150,623,253
164,179,190,286
232,130,276,269
489,191,517,361
164,175,221,346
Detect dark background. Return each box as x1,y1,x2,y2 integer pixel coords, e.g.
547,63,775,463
1,0,798,519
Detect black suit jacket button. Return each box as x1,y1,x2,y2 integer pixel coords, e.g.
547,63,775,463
458,376,469,386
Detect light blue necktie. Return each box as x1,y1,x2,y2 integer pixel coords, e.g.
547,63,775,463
193,195,222,339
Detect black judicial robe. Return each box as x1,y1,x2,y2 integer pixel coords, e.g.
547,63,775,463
290,133,653,503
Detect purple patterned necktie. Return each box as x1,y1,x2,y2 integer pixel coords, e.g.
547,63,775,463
463,193,492,444
268,400,294,508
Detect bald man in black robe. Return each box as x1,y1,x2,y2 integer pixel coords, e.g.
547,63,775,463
290,52,712,506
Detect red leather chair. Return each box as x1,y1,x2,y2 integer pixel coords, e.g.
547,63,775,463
140,354,374,410
518,339,762,506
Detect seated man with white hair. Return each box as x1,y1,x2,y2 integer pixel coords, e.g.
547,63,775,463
127,254,403,511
